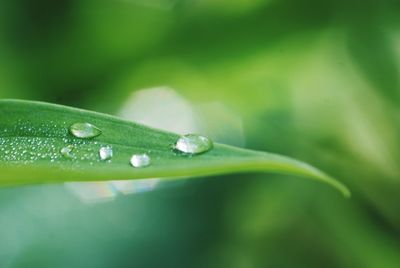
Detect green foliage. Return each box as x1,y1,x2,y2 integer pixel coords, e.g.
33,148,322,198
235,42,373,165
0,100,349,197
0,0,399,267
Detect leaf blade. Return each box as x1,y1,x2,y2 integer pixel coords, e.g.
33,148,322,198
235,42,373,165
0,99,350,197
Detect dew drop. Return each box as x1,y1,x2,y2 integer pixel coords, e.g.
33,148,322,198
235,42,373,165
69,123,102,139
174,134,213,155
99,146,113,161
130,153,151,168
61,145,75,159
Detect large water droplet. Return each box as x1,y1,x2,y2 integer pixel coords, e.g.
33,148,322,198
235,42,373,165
174,134,213,155
61,145,75,159
130,153,151,168
99,146,113,161
69,123,101,139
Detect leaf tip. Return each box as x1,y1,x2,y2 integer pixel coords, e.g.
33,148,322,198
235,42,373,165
341,185,352,199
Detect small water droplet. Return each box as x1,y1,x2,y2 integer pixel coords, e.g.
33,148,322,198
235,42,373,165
61,145,75,159
174,134,213,155
99,146,113,161
69,123,102,139
130,153,151,168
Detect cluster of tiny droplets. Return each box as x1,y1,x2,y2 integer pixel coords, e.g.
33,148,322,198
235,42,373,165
0,120,68,138
0,137,61,164
0,121,108,165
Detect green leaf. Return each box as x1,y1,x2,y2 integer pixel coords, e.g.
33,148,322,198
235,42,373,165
0,99,350,197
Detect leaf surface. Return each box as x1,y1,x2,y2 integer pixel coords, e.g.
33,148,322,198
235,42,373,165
0,99,350,197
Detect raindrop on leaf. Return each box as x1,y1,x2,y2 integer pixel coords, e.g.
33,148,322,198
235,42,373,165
130,153,151,168
174,134,213,155
99,146,113,161
69,123,102,139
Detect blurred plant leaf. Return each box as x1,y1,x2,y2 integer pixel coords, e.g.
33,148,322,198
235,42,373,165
0,99,349,197
347,26,400,102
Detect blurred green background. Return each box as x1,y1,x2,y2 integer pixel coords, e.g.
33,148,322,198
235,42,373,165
1,0,400,267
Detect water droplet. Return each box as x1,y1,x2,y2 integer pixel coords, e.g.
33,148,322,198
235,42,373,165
174,134,213,155
69,123,102,139
130,153,151,168
61,145,75,159
99,146,113,161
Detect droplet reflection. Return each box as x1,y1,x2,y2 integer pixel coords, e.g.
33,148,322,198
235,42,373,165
130,153,151,168
99,146,113,161
60,145,75,159
174,134,213,155
69,123,102,139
